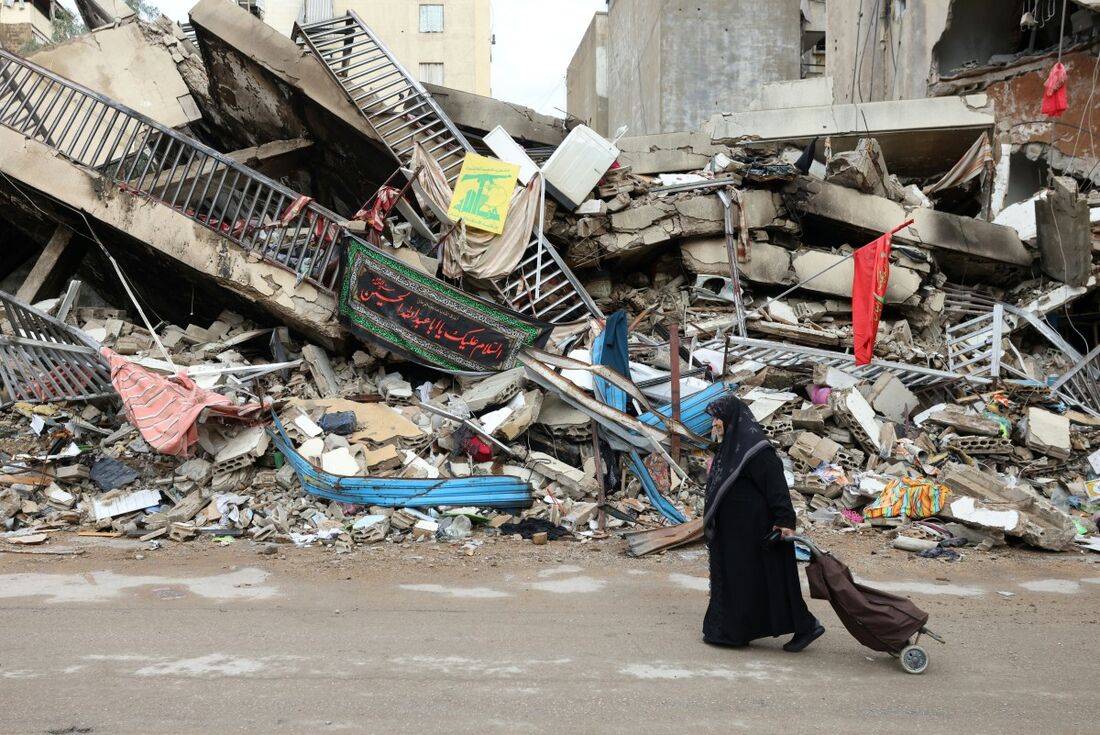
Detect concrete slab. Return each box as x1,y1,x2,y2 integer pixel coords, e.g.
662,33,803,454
680,238,793,285
0,127,342,343
616,133,727,174
30,22,199,130
791,249,922,304
788,178,1034,274
424,83,565,146
708,96,995,178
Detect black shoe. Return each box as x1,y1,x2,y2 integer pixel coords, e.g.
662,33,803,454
783,624,825,652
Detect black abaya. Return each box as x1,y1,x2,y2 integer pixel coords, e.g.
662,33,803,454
703,399,816,646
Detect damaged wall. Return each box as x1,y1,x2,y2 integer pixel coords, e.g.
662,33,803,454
566,11,609,136
608,0,801,135
28,21,202,129
951,49,1100,187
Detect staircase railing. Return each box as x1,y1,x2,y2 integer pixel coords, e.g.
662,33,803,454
0,49,344,291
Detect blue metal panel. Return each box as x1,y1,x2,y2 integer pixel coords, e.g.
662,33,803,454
638,382,734,439
268,416,533,509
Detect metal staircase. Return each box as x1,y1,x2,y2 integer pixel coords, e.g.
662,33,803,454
293,11,470,187
293,11,601,325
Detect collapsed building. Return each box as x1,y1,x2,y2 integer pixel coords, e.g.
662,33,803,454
0,0,1099,558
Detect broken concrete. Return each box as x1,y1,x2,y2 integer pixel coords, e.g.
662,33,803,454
0,126,342,343
789,177,1033,276
791,249,922,305
681,238,792,286
29,21,201,130
1025,408,1071,460
424,82,565,146
616,133,728,175
1035,177,1092,288
708,95,996,178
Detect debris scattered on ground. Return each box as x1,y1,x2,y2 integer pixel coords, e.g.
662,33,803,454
0,2,1098,562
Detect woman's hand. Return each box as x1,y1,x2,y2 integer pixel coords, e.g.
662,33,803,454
773,526,796,539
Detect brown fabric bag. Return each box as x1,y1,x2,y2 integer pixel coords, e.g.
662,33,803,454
806,552,929,653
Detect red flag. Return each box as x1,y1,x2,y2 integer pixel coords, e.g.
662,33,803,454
851,232,894,366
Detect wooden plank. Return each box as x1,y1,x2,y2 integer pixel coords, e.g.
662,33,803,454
0,473,53,486
15,227,76,304
623,517,704,557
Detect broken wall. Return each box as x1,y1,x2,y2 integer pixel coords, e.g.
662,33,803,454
28,22,202,129
608,0,801,135
566,11,609,136
971,49,1100,187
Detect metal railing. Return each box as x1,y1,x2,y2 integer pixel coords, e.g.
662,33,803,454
0,49,344,291
0,290,113,406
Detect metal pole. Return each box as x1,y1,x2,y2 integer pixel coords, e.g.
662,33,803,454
590,420,607,533
716,188,748,338
670,322,682,466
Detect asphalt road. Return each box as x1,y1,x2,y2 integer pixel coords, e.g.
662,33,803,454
0,536,1097,734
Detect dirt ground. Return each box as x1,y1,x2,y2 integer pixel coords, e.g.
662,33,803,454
1,529,1097,734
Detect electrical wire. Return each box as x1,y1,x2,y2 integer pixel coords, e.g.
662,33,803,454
0,169,176,367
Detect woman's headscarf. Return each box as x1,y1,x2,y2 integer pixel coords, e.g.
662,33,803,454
702,394,774,539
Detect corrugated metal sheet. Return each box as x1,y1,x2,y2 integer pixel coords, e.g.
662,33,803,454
269,415,533,509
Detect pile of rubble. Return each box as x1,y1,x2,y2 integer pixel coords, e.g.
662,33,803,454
1,3,1100,561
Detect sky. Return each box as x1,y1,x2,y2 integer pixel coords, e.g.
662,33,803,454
73,0,607,118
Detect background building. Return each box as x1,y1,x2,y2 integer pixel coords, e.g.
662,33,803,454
568,0,802,137
261,0,491,96
0,0,59,50
566,10,607,135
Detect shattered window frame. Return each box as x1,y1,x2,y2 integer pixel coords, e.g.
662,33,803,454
419,3,444,33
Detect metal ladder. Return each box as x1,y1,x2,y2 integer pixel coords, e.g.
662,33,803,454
293,11,600,325
493,236,600,324
293,10,471,187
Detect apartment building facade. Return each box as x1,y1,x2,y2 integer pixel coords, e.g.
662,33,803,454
262,0,491,95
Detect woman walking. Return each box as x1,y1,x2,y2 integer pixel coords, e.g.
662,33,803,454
702,395,825,652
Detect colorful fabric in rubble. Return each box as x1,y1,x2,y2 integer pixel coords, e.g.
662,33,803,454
353,185,404,232
862,477,952,520
101,348,265,457
337,235,553,372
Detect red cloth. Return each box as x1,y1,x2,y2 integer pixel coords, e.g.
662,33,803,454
851,232,893,366
102,348,263,457
1042,63,1068,117
353,185,403,232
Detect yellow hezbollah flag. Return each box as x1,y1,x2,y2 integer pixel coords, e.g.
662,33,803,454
446,153,520,235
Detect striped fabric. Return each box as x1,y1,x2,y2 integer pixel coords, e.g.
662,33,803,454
923,133,993,195
102,348,262,457
863,477,952,520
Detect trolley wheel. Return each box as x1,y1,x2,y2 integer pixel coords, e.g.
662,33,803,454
899,644,929,674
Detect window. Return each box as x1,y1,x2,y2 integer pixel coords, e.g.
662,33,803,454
419,4,444,32
419,62,444,85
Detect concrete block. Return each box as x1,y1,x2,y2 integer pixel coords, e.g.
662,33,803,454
868,374,918,424
616,132,726,174
834,388,882,453
791,249,922,304
788,432,841,467
1035,176,1092,287
1026,408,1071,460
460,368,526,412
680,237,793,285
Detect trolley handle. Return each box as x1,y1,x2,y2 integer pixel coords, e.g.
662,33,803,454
785,534,826,558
